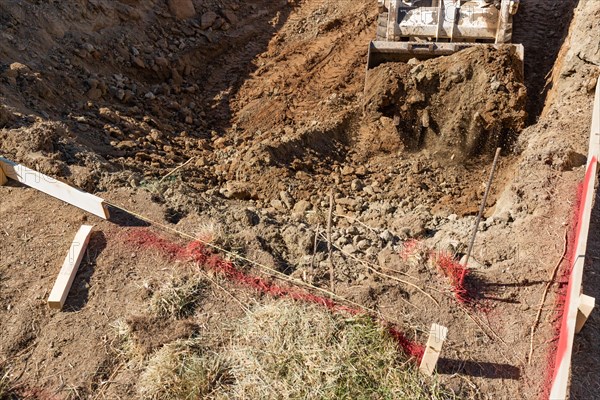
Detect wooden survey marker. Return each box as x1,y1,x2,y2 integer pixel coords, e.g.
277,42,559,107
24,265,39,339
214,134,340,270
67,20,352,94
47,225,94,310
0,157,109,219
419,323,448,376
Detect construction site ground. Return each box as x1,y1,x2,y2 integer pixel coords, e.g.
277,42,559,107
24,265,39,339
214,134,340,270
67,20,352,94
1,0,600,399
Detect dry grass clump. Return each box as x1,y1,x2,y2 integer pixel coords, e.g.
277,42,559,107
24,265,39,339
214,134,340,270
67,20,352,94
111,318,146,364
0,363,16,400
137,339,230,400
150,278,207,319
196,220,229,247
223,301,454,400
134,300,455,400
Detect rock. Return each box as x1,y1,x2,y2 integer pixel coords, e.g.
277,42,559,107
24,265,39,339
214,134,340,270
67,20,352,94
9,62,30,74
280,191,295,209
221,181,255,200
200,11,218,29
222,9,238,24
379,230,394,242
115,140,136,150
342,244,357,254
336,236,350,246
447,213,458,221
351,179,363,191
356,239,371,251
270,199,286,212
86,87,103,100
132,56,145,68
355,165,368,176
341,165,355,176
292,199,312,214
154,56,169,68
168,0,196,20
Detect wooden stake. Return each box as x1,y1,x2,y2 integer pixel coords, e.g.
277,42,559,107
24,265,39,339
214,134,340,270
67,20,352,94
311,223,320,269
48,225,94,310
575,294,595,334
0,157,109,219
419,323,448,376
327,191,334,293
0,164,7,186
464,147,501,267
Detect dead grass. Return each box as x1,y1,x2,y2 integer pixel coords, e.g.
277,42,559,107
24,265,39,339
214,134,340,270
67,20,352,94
137,339,230,400
112,318,145,364
135,300,455,400
222,301,454,399
150,277,207,319
0,363,16,400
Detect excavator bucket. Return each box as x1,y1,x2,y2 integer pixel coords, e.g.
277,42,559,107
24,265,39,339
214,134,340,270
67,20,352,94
367,40,524,69
367,0,523,70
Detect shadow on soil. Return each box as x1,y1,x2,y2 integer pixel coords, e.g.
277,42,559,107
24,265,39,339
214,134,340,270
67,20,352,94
438,358,521,380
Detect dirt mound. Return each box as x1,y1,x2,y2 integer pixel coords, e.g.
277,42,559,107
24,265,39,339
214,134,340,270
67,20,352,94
363,46,527,160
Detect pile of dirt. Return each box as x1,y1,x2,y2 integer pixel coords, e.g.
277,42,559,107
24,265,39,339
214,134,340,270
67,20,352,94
363,46,527,159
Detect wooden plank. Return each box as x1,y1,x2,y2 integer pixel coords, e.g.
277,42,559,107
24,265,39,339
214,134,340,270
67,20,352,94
592,76,600,138
0,157,109,219
575,294,595,334
47,225,94,310
549,80,600,399
0,163,7,186
419,323,448,376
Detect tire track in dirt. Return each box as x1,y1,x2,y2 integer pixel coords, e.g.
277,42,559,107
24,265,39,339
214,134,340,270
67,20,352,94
513,0,578,119
231,0,376,132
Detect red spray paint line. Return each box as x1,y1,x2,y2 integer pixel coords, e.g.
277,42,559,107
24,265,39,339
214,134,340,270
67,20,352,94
429,251,473,304
123,228,425,361
433,251,471,304
541,156,596,399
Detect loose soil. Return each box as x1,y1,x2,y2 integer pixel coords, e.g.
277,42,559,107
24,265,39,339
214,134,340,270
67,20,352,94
1,0,599,399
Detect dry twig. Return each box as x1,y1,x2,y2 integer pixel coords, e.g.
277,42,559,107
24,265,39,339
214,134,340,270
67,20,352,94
528,229,568,364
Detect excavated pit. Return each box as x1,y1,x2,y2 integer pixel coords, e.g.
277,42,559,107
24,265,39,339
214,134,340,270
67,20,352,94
1,0,597,399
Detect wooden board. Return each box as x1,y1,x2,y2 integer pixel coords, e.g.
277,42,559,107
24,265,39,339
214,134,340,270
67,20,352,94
593,76,600,138
419,323,448,376
0,163,6,186
549,77,600,400
47,225,94,310
0,157,109,219
575,294,595,334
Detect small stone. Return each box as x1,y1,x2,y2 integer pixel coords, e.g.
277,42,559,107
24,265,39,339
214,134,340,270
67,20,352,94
154,56,169,68
115,140,136,150
356,239,371,251
292,200,312,214
168,0,196,20
341,165,355,176
379,230,393,242
342,244,357,254
115,89,125,100
270,199,286,212
280,191,295,209
200,11,218,29
447,214,458,221
222,9,238,24
132,56,145,68
351,179,363,191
